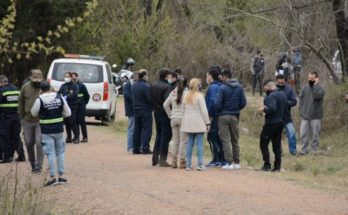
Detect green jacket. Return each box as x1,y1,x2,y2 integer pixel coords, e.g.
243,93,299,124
18,81,41,122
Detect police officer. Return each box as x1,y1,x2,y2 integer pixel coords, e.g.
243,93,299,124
72,72,90,143
0,75,25,163
31,80,71,186
58,71,79,144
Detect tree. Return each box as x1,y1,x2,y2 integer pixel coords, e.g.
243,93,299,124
332,0,348,77
0,0,98,84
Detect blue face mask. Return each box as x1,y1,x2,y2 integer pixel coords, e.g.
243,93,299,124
168,80,173,84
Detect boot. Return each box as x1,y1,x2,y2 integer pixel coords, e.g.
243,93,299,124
172,159,178,169
179,159,186,169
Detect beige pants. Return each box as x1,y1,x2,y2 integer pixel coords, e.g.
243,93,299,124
171,118,188,160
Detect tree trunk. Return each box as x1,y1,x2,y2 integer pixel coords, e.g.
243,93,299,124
332,0,348,77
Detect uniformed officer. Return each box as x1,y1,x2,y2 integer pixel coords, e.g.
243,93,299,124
31,80,71,186
58,71,79,144
0,75,25,163
72,72,90,143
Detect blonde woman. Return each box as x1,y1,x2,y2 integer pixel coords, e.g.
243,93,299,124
163,78,188,169
181,78,210,171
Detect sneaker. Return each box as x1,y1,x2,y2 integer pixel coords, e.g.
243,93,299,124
73,138,80,144
159,161,171,167
65,138,72,143
142,149,152,155
81,138,88,143
271,167,281,172
207,161,217,167
58,177,68,184
0,157,13,164
222,163,234,170
260,165,271,172
233,163,241,169
290,151,298,156
197,165,207,171
44,178,57,187
186,166,193,171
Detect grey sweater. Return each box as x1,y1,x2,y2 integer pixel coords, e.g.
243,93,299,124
299,84,325,120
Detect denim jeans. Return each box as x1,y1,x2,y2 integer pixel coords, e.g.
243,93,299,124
42,132,65,178
127,116,135,151
152,113,172,164
208,117,224,163
284,122,297,153
186,133,204,168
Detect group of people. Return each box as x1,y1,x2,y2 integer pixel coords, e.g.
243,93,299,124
124,64,325,172
0,69,90,186
250,49,303,96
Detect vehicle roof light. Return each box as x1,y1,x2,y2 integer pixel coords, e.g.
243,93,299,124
64,54,105,61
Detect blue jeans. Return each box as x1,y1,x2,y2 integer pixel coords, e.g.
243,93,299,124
207,117,224,163
186,133,204,168
127,116,135,151
285,122,297,153
42,133,65,178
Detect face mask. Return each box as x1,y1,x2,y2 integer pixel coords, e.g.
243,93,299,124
64,78,71,83
277,84,285,89
32,82,41,89
167,80,173,84
308,80,315,87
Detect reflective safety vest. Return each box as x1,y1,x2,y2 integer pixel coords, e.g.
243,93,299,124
39,94,64,134
0,84,20,115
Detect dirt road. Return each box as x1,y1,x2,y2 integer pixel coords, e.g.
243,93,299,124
1,100,348,215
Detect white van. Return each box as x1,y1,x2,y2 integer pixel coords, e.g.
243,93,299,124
47,54,118,125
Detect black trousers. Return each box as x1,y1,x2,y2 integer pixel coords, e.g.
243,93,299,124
133,113,153,153
152,113,172,164
260,122,284,169
64,106,79,139
77,101,88,138
252,73,263,96
0,114,24,160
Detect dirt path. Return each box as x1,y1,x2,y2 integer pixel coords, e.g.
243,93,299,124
1,99,348,215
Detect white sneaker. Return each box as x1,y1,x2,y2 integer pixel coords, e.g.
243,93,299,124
186,166,193,171
233,163,241,169
222,163,234,170
197,165,207,171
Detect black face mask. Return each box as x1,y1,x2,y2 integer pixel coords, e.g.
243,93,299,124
266,90,272,95
32,81,41,89
309,80,315,87
277,84,285,89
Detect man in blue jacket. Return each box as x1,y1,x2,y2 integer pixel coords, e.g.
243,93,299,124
205,66,224,167
124,72,137,152
215,69,246,170
276,75,297,155
258,80,288,172
132,69,153,155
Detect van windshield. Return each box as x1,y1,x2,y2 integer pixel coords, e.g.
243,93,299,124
52,63,103,83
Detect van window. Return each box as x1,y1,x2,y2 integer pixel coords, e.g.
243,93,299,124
106,64,113,84
52,63,103,83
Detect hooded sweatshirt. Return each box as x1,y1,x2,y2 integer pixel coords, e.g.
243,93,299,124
214,79,247,117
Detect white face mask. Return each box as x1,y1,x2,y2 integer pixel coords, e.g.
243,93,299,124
64,77,71,83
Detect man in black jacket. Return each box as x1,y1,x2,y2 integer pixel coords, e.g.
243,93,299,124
72,72,90,143
150,68,173,167
258,80,288,172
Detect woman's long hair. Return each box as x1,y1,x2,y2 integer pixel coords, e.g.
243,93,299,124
176,77,188,105
184,78,201,105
